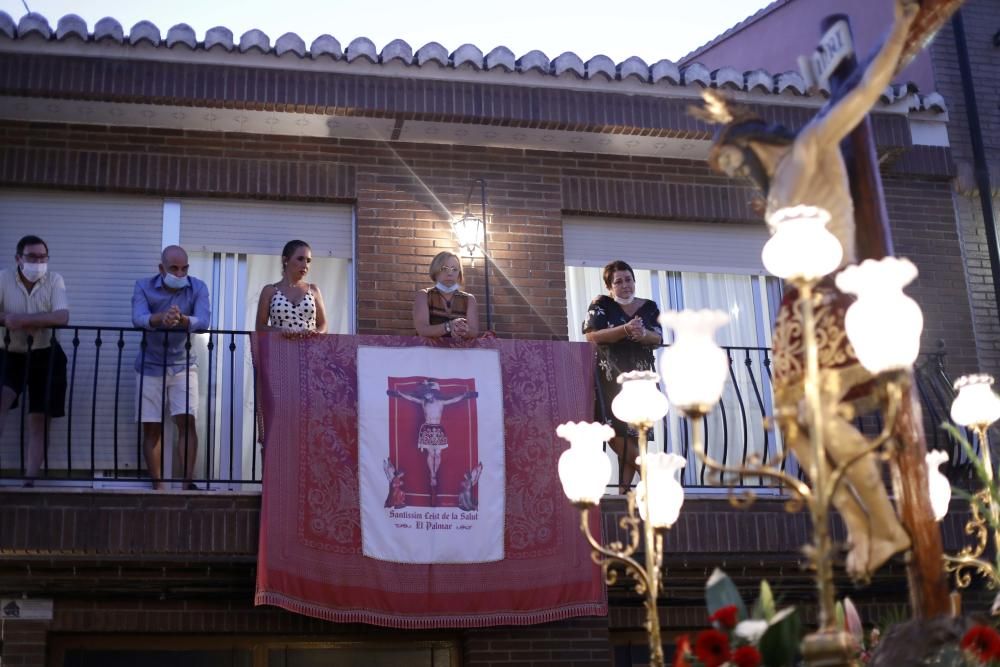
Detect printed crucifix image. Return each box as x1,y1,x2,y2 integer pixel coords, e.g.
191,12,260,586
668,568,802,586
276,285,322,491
387,377,480,507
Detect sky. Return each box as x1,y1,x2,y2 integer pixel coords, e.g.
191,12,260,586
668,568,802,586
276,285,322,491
0,0,773,64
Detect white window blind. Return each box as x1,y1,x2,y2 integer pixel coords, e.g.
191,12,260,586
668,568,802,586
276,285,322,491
180,199,353,259
563,216,769,275
0,190,164,473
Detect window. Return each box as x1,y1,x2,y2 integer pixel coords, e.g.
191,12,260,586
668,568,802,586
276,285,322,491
563,216,788,491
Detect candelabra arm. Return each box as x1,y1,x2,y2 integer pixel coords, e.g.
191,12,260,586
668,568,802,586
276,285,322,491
576,505,663,666
943,553,1000,589
577,507,646,578
691,427,812,500
945,425,1000,591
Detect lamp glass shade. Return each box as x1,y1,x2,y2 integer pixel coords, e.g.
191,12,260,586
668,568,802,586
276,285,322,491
635,452,686,528
451,213,484,257
951,374,1000,428
836,257,923,374
659,310,730,413
925,449,951,521
761,206,843,280
611,370,669,426
556,421,614,505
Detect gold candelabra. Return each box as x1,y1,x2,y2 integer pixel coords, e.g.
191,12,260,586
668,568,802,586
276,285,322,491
558,207,929,666
942,375,1000,595
557,372,684,667
682,280,906,663
670,207,927,666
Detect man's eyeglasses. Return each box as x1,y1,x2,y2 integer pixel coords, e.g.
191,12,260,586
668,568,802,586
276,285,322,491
21,254,49,262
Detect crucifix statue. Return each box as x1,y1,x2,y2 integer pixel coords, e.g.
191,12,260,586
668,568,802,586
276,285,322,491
696,0,963,620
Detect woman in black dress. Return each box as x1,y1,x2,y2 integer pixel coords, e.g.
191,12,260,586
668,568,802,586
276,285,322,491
583,260,663,494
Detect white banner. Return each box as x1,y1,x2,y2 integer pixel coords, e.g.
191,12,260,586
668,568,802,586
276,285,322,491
357,346,504,564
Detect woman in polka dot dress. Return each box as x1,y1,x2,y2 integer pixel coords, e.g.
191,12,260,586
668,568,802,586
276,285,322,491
255,240,328,337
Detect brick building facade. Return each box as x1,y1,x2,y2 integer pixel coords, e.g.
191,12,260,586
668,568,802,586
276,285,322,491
0,6,988,665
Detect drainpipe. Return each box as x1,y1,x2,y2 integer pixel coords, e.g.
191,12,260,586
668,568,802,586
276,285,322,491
952,9,1000,327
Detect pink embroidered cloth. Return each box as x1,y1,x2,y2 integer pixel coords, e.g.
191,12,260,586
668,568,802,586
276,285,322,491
252,334,607,628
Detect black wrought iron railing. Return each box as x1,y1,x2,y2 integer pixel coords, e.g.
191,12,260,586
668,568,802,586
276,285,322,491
0,325,259,489
600,343,969,492
0,326,969,492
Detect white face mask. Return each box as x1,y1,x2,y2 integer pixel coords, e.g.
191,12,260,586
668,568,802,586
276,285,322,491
613,295,635,305
162,273,190,290
435,282,459,294
20,262,47,282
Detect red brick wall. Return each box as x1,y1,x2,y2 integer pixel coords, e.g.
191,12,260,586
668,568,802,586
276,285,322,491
1,620,49,667
929,0,1000,377
0,120,978,365
463,617,610,667
885,176,980,375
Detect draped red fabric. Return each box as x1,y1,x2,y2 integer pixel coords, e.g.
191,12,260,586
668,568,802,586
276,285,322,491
252,334,607,628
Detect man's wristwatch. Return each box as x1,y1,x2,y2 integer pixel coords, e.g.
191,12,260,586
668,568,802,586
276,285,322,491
444,321,452,335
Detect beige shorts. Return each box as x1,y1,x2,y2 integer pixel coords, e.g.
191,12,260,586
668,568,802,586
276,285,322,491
136,369,199,422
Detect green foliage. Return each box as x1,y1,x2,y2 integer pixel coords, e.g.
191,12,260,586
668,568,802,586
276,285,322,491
693,569,801,667
941,423,1000,578
705,567,748,620
758,607,802,667
875,604,910,638
753,579,776,622
924,644,978,667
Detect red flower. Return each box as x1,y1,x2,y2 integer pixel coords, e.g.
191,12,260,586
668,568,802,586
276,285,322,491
961,625,1000,663
708,604,739,629
671,635,692,667
694,628,731,667
731,645,763,667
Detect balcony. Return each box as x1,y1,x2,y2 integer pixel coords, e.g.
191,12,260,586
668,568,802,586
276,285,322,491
0,326,974,492
0,328,981,654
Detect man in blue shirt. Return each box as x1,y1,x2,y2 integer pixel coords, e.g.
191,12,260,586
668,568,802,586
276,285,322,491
132,245,211,490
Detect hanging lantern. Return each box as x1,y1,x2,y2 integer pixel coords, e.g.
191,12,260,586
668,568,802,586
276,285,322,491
450,212,484,257
925,450,951,522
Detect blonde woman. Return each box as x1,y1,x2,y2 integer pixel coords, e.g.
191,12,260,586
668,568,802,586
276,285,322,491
413,251,479,339
255,240,328,337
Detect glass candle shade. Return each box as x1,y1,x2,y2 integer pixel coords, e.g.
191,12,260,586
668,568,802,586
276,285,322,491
611,370,669,426
761,205,843,281
635,452,687,528
659,310,730,415
836,257,923,374
556,421,615,505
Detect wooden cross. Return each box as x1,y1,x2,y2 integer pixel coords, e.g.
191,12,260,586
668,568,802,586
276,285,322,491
808,3,963,618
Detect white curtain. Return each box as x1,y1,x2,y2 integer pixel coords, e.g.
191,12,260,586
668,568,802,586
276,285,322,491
187,252,351,489
565,266,782,493
670,272,781,488
565,266,663,493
